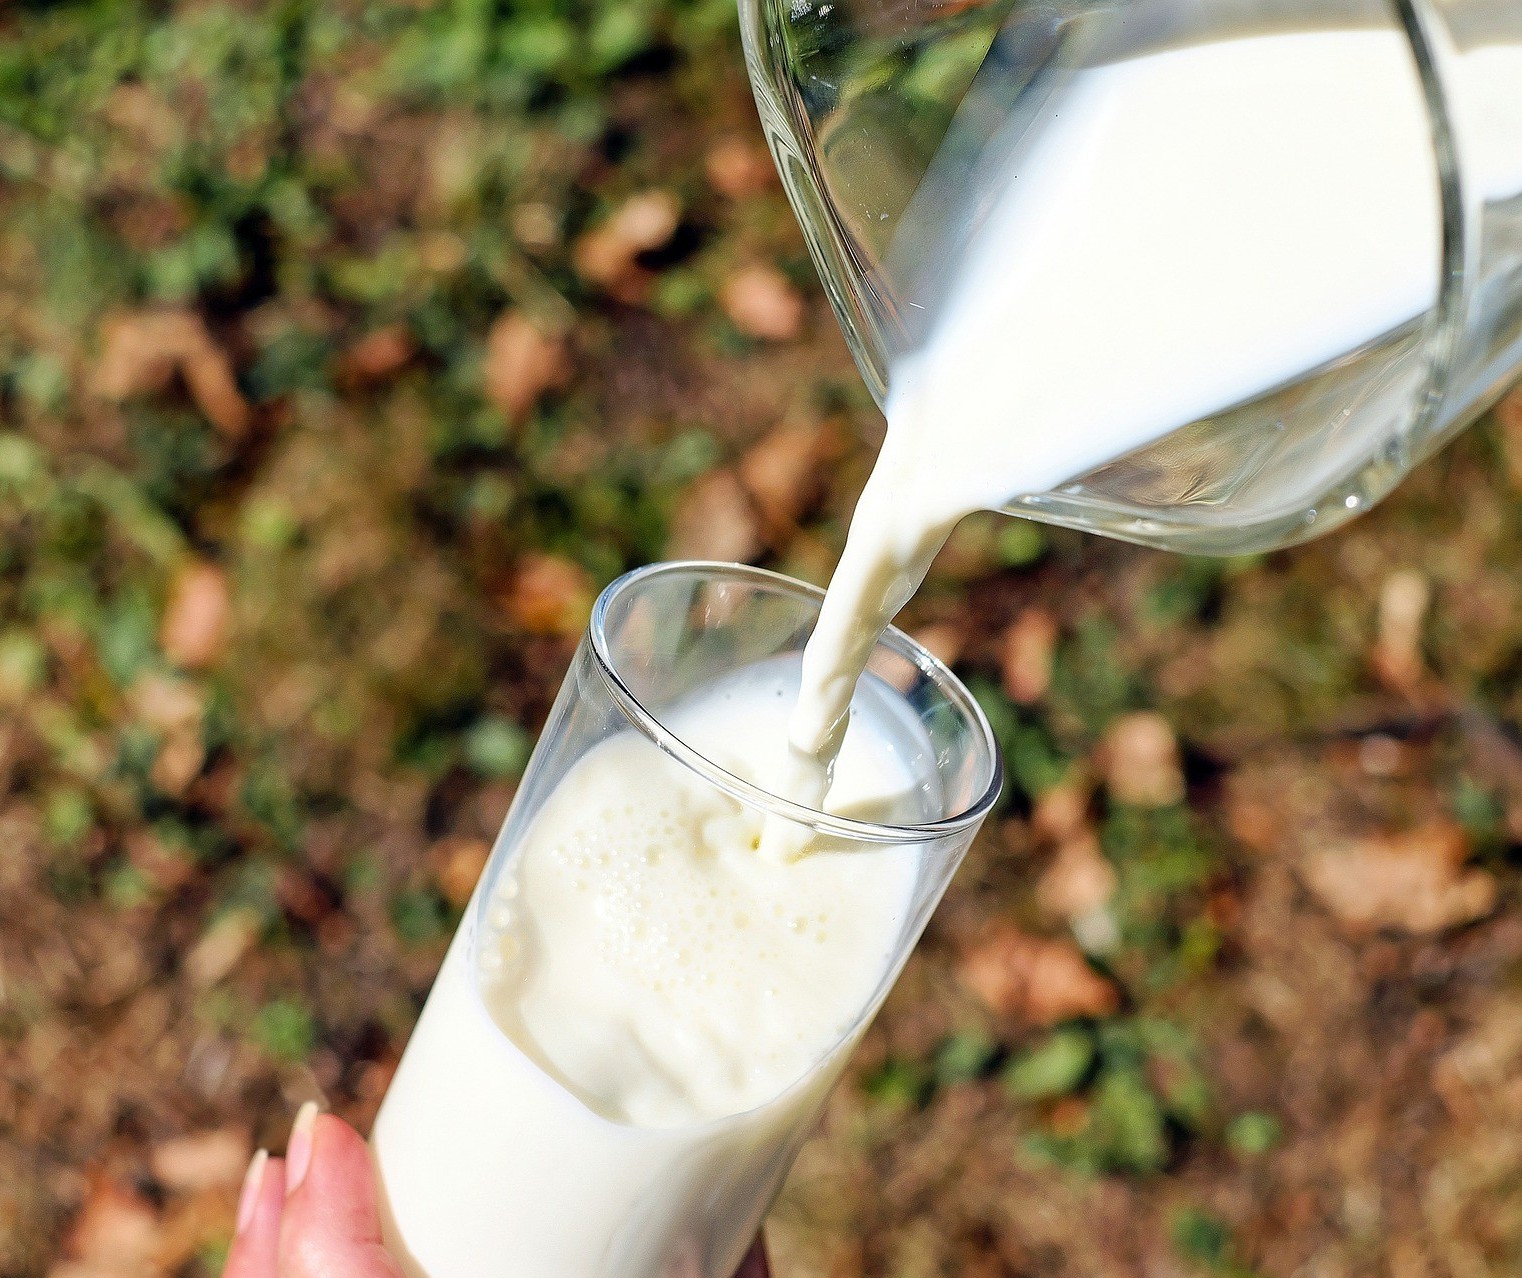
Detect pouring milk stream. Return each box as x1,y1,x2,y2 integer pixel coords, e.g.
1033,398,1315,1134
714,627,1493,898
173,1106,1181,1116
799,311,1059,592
374,23,1522,1278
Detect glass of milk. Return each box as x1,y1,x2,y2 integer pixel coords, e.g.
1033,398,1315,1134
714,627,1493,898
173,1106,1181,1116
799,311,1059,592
372,561,1002,1278
741,0,1522,554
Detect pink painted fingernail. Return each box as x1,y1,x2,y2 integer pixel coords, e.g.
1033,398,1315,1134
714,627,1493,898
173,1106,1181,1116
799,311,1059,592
284,1102,319,1195
235,1148,269,1236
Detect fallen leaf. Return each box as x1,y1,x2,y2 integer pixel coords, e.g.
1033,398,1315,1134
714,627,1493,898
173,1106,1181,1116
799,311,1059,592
704,135,776,199
1101,712,1185,807
909,621,966,671
1497,385,1522,490
1301,820,1497,934
1036,831,1117,922
185,908,261,988
483,313,571,421
1371,569,1429,693
957,924,1120,1025
573,190,682,298
149,733,205,798
432,836,490,910
150,1129,250,1193
502,553,595,637
666,468,762,563
336,324,415,386
95,309,250,437
721,265,805,342
65,1178,159,1275
129,674,204,735
738,421,825,532
1000,607,1058,704
1031,783,1090,845
160,561,231,670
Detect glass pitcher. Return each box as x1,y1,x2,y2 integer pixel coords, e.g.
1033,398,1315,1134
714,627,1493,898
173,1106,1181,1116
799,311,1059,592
738,0,1522,555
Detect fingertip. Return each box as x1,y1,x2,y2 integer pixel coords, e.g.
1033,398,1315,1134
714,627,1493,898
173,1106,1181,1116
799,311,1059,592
223,1155,286,1278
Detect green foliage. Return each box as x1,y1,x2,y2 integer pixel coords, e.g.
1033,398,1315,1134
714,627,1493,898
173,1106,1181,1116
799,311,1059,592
863,1057,934,1111
1003,1027,1095,1101
250,997,318,1063
1225,1111,1283,1158
935,1029,999,1086
391,888,452,946
464,715,533,779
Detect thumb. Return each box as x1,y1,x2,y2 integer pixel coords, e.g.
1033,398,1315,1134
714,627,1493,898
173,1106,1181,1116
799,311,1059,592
278,1106,407,1278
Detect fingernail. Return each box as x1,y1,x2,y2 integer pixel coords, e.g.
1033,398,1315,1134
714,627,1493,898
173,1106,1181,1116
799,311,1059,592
285,1101,319,1195
236,1148,269,1236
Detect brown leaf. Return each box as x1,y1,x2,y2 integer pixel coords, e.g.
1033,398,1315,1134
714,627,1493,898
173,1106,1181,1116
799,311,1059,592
665,468,763,563
1301,821,1497,935
1100,712,1185,807
483,313,571,421
704,135,777,199
738,421,826,532
432,836,490,910
150,1129,250,1193
572,190,682,297
721,265,806,342
185,908,260,988
999,607,1057,704
337,324,415,386
128,674,204,735
957,924,1120,1025
160,561,231,670
95,309,250,437
1031,783,1090,845
1497,385,1522,490
149,733,205,798
909,621,967,671
65,1178,160,1274
502,553,595,637
1371,569,1429,693
1036,831,1117,922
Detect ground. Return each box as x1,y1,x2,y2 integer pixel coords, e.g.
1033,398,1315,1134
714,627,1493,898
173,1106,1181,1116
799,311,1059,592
1,3,1521,1276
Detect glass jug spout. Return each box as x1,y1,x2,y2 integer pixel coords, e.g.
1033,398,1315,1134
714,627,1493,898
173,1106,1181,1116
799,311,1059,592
739,0,1522,555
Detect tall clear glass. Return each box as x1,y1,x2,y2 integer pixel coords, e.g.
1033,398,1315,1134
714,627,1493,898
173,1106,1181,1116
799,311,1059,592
740,0,1522,554
372,562,1002,1278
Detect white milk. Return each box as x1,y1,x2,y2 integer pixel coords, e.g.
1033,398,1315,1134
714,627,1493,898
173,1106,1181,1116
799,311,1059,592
373,663,929,1276
375,25,1522,1276
783,28,1522,804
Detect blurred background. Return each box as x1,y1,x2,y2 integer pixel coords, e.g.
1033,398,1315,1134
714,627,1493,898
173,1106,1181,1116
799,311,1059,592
3,2,1522,1275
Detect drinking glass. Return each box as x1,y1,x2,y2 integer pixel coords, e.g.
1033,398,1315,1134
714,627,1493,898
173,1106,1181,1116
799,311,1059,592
372,562,1002,1278
740,0,1522,553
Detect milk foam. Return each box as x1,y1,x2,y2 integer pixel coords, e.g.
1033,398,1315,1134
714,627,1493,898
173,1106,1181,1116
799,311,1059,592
478,660,926,1127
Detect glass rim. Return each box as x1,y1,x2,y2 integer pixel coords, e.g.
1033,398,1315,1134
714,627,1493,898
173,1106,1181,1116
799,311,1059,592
587,560,1004,845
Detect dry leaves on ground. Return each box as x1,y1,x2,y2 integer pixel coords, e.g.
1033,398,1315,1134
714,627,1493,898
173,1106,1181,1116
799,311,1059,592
957,924,1120,1025
665,468,762,563
721,265,806,342
483,313,571,422
1371,570,1430,694
1497,385,1522,490
55,1179,160,1278
1100,712,1185,807
336,324,415,387
159,561,231,671
705,136,777,199
572,190,681,301
432,836,491,910
500,552,595,638
1000,607,1058,705
1037,832,1118,923
1300,820,1497,935
94,310,250,437
149,1129,250,1193
738,420,830,535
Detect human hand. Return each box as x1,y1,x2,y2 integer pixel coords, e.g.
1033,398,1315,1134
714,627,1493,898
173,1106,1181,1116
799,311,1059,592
224,1104,772,1277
